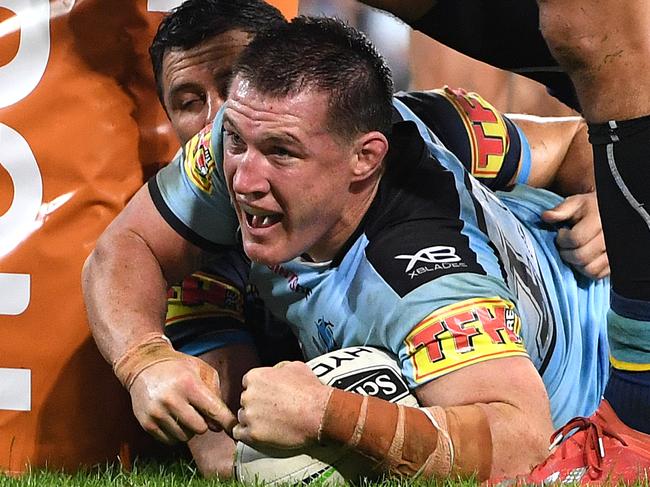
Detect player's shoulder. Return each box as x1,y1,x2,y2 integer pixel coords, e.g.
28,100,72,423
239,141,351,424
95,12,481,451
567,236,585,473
394,86,502,125
361,194,486,298
181,122,218,195
395,86,521,190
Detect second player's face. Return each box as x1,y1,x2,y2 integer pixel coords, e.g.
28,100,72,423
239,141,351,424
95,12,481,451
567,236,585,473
222,76,360,266
162,30,252,145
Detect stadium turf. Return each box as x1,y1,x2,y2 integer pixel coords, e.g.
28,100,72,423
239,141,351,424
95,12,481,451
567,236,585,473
0,462,648,487
0,461,476,487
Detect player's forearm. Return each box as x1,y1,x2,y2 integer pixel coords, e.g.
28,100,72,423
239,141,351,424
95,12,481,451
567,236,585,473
419,359,553,479
476,401,550,478
318,391,551,480
82,229,170,365
318,389,490,478
509,114,594,195
550,121,595,195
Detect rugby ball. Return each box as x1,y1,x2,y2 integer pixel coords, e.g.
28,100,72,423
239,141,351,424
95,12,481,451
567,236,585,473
233,346,418,485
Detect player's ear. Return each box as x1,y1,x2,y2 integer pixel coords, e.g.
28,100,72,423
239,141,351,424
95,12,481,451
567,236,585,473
351,131,389,182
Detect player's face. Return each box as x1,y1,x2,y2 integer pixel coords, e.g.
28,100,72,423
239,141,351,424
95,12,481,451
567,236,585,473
223,76,361,266
162,29,252,145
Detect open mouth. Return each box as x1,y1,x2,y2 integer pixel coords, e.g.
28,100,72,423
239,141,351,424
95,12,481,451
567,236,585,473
243,208,283,229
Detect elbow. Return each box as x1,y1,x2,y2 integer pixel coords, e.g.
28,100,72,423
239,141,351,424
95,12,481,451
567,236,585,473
81,231,111,295
482,401,552,479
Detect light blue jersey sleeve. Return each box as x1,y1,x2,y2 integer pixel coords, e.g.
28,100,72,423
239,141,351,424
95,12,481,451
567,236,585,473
513,123,532,184
150,109,239,249
391,277,528,388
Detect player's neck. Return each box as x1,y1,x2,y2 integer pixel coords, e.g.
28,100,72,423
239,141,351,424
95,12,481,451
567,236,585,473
305,177,380,263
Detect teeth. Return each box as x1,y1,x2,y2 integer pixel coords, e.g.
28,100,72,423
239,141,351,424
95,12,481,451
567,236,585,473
244,206,280,228
249,214,277,228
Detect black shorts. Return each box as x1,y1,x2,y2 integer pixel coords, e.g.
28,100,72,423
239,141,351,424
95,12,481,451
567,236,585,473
589,115,650,299
410,0,579,111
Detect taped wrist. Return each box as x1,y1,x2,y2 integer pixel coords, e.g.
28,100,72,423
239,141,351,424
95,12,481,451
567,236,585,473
317,389,492,480
113,332,218,393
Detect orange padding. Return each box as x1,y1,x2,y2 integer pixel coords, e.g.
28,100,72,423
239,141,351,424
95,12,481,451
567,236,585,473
112,333,218,394
318,389,493,480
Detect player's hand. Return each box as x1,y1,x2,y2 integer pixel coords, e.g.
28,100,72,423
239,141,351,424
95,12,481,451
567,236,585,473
233,361,331,449
129,356,237,445
541,192,610,280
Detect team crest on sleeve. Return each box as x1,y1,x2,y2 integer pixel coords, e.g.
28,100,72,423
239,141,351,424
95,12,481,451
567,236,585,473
404,297,528,383
438,86,510,179
183,123,215,194
165,271,244,326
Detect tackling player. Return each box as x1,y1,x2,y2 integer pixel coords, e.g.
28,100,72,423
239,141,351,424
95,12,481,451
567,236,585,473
147,0,297,477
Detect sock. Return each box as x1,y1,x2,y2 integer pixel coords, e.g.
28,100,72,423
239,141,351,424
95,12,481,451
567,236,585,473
604,368,650,434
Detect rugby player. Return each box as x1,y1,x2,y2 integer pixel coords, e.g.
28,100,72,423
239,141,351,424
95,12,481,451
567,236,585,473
83,17,618,480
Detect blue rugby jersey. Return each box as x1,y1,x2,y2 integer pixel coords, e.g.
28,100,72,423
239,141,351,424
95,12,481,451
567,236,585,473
149,90,609,427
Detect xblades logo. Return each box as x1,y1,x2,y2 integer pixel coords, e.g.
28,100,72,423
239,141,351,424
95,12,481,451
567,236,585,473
395,246,461,272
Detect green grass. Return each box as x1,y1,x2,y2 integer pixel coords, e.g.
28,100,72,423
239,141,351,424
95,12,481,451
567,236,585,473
3,462,649,487
0,461,480,487
0,461,239,487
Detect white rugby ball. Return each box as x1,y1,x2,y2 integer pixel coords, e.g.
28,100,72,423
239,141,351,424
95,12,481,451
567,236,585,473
233,346,418,486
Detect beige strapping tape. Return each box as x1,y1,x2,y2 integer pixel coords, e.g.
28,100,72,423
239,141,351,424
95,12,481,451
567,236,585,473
348,395,369,448
417,406,454,477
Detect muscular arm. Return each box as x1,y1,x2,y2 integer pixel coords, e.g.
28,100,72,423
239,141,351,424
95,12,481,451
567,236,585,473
82,184,236,444
82,184,202,362
415,357,552,478
510,114,608,278
395,89,590,196
509,114,594,195
233,356,552,480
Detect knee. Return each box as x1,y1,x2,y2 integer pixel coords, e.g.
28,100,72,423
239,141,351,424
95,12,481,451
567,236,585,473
193,448,234,479
188,431,236,479
537,1,601,70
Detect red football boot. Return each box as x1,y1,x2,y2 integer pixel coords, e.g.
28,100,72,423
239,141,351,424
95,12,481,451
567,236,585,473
520,400,650,484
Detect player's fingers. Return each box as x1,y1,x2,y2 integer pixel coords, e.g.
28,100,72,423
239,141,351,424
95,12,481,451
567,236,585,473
237,406,247,425
232,409,257,444
193,394,238,435
557,235,602,266
152,428,178,445
562,210,602,245
183,355,237,432
559,227,605,263
140,418,182,445
169,401,210,436
541,196,584,224
232,422,248,443
142,397,205,443
555,219,603,250
577,252,610,280
157,414,196,443
559,244,609,278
